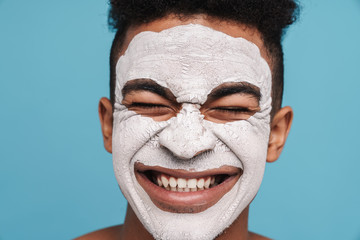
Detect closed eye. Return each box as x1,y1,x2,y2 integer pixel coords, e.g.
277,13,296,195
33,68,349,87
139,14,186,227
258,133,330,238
202,106,260,123
212,107,257,113
129,102,169,109
125,102,178,119
121,87,181,121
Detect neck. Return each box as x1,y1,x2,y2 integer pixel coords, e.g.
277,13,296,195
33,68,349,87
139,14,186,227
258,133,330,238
216,206,250,240
120,205,154,240
121,204,250,240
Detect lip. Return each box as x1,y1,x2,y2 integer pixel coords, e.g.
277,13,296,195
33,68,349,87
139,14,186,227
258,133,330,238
134,162,242,213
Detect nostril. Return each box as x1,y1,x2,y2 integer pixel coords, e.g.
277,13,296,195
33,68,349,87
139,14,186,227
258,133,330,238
159,144,170,153
159,144,191,160
194,149,211,157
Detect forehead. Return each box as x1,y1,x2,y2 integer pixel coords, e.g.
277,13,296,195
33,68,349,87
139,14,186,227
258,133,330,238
120,15,270,62
115,24,272,105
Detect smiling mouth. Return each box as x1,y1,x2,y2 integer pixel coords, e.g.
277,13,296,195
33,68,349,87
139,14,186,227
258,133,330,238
146,171,226,192
135,163,242,213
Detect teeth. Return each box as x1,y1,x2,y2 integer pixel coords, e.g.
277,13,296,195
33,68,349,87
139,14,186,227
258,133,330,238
155,174,219,192
161,176,169,187
169,177,177,188
204,177,211,189
177,178,187,188
187,179,197,188
197,178,204,188
211,177,215,185
157,177,163,187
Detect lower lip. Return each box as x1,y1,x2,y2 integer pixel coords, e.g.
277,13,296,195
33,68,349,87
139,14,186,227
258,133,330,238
135,171,240,213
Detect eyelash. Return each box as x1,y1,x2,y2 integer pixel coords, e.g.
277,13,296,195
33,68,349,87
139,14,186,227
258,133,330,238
131,103,252,113
213,107,252,113
130,102,168,109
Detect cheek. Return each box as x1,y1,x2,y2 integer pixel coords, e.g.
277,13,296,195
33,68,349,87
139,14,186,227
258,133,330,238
112,111,170,201
205,119,270,165
112,111,169,165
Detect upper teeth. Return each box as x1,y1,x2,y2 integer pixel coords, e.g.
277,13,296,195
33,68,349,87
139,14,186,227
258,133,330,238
157,174,216,192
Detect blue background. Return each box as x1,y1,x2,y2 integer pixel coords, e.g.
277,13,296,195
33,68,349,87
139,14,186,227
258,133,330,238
1,0,359,239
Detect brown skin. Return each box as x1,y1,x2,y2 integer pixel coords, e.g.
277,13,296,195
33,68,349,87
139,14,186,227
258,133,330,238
76,14,293,240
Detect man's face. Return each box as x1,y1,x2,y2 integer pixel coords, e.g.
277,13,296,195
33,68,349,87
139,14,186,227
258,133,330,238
111,16,273,240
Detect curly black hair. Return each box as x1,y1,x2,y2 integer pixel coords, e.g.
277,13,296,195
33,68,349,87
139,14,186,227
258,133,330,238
108,0,299,116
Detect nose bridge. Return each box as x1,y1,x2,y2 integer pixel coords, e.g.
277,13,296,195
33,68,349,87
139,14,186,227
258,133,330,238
158,103,217,159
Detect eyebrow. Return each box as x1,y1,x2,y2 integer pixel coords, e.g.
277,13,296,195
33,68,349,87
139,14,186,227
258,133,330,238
122,80,261,103
207,82,261,102
122,79,175,100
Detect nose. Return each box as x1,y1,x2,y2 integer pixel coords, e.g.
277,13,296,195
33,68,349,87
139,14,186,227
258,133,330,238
158,103,217,159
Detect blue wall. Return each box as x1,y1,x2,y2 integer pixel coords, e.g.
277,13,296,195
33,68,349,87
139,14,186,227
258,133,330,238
0,0,359,239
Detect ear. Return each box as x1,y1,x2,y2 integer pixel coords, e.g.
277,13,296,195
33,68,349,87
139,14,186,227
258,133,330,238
267,106,293,162
98,97,113,153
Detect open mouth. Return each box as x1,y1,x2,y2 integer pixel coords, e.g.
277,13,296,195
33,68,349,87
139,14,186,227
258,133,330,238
144,171,227,192
135,163,242,213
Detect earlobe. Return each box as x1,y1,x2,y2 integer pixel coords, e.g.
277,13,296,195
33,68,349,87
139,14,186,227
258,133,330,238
98,97,113,153
267,106,293,162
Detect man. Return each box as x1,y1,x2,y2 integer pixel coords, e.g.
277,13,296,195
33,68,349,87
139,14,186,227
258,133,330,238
78,0,298,239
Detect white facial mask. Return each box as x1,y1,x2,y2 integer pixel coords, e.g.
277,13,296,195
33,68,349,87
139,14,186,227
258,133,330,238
113,24,272,240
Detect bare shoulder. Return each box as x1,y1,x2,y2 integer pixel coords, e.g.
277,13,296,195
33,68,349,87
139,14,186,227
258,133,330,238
74,225,123,240
249,231,272,240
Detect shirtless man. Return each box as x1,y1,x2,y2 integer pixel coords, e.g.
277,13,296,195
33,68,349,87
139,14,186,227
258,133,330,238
77,0,298,239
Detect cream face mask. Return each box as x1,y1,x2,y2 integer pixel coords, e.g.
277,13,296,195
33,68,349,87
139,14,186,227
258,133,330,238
113,24,272,240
